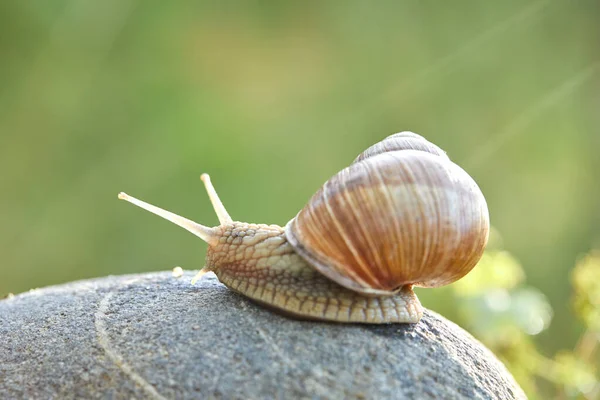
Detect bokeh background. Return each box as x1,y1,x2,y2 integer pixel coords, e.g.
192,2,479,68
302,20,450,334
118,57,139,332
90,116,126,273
1,1,598,398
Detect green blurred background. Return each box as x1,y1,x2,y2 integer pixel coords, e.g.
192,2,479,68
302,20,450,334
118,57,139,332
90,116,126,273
1,1,598,397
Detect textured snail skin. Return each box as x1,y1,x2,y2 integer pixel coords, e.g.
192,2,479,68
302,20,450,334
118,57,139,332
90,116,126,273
205,222,423,324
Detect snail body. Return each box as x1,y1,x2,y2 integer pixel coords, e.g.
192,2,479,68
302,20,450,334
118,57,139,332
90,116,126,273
118,132,489,324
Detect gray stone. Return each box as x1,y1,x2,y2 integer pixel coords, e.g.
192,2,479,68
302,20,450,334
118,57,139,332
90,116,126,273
0,271,525,399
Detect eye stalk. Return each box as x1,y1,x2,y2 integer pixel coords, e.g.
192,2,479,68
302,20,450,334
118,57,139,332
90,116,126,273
200,173,232,225
117,173,233,246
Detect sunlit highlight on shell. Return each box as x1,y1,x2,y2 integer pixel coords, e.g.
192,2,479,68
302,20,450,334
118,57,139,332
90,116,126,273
286,133,490,296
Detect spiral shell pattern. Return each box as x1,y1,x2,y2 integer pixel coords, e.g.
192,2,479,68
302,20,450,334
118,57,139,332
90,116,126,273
285,132,489,295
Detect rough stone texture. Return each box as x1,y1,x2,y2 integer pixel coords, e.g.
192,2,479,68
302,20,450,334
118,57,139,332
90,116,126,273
0,271,525,399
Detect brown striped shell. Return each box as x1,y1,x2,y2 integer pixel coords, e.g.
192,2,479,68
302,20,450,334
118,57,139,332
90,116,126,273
284,132,490,295
353,131,449,163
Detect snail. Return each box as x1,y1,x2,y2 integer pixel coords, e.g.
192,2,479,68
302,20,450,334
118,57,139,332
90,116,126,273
118,132,489,324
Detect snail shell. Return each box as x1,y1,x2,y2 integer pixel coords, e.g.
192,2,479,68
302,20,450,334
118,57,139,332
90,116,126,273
353,131,449,163
285,132,490,295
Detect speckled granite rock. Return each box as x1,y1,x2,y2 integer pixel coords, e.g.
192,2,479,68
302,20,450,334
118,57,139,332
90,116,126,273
0,272,525,399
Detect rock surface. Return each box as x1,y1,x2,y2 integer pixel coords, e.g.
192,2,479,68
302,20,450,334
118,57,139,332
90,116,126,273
0,271,525,399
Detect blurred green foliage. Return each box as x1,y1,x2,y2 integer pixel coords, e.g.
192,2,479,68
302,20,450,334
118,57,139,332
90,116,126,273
443,234,600,398
573,252,600,331
0,1,598,398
